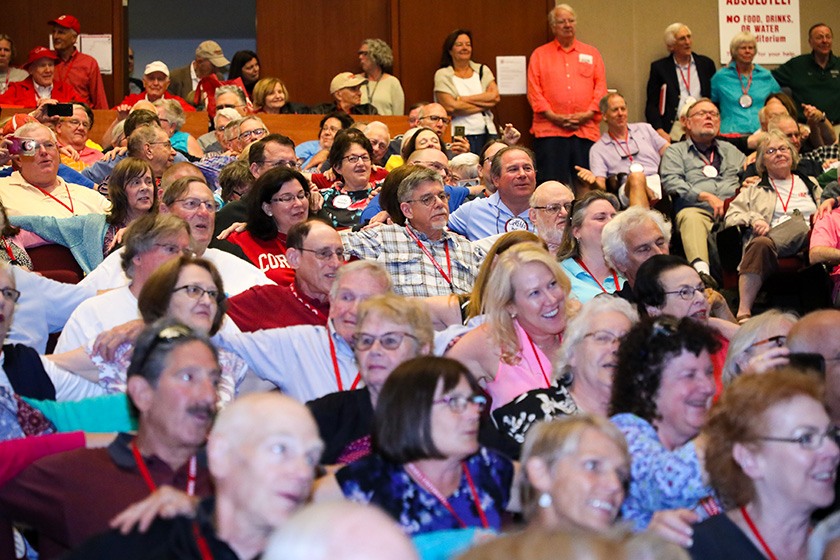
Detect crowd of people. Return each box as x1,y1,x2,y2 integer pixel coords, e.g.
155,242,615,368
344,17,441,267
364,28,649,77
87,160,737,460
0,6,838,560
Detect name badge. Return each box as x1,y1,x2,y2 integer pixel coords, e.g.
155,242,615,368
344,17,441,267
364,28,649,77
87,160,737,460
578,53,593,64
505,217,529,232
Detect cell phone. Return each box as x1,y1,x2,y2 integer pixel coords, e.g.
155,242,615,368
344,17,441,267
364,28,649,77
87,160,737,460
453,125,466,137
46,103,74,117
7,137,38,156
788,352,826,376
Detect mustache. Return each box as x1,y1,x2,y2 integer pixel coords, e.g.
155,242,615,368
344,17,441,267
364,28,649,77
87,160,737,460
187,403,216,418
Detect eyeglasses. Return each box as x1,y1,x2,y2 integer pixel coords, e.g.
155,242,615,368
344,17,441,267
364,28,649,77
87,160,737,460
321,125,342,134
532,202,573,215
433,394,488,413
664,285,705,301
584,330,624,346
174,198,219,212
419,115,452,125
353,331,419,351
150,140,172,149
216,103,244,110
154,242,193,256
260,159,301,170
413,161,448,173
688,109,720,119
751,335,787,349
173,284,222,302
404,191,450,207
271,191,310,204
343,154,371,164
756,426,840,450
0,287,21,303
298,247,345,261
765,145,791,156
61,118,90,130
238,127,268,141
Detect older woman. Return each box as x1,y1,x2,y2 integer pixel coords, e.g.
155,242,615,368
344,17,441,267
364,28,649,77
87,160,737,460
227,50,260,97
434,29,500,155
610,315,721,543
492,296,638,450
0,35,27,95
225,167,309,285
307,294,433,465
711,31,781,135
296,112,354,171
690,369,839,559
317,131,381,229
400,127,444,161
447,243,571,411
356,39,404,116
725,130,819,322
153,98,203,158
316,356,513,535
721,309,797,385
252,77,310,115
521,415,630,532
557,190,623,302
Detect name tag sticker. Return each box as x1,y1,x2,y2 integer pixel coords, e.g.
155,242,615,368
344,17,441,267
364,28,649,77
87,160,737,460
578,53,593,64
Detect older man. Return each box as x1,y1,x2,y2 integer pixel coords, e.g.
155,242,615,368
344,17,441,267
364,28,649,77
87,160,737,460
68,392,323,560
216,259,392,402
55,102,103,169
198,107,240,153
449,146,537,240
788,310,840,422
312,72,378,115
48,14,108,108
0,46,79,107
529,180,575,253
0,320,217,558
227,220,340,331
661,98,745,285
645,23,717,142
215,84,249,116
416,102,469,155
168,41,230,107
773,23,840,123
527,4,606,186
116,61,195,112
126,125,176,180
364,121,394,165
0,122,109,217
343,167,479,297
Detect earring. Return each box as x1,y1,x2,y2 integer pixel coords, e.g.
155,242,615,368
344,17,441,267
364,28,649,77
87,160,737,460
510,312,518,319
538,492,552,508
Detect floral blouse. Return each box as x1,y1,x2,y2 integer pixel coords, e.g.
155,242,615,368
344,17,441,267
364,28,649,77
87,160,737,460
491,379,578,448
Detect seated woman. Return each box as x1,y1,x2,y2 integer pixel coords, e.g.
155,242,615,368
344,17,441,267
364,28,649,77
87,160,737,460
724,130,819,323
401,127,443,161
296,112,353,171
153,98,203,159
252,77,310,115
557,190,623,302
447,242,571,411
690,369,839,559
307,293,433,465
225,167,310,285
610,315,721,543
11,157,157,272
48,255,247,407
315,356,513,536
227,50,261,98
720,309,797,385
492,296,638,451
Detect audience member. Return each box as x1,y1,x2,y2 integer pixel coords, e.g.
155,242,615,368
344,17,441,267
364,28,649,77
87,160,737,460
55,102,103,169
296,112,353,170
227,49,261,97
720,309,797,385
126,124,176,180
168,41,230,107
214,84,249,117
198,107,239,153
417,102,469,156
48,14,108,108
0,46,79,107
0,35,26,95
115,61,195,112
154,98,204,158
252,77,310,114
528,180,575,254
356,39,404,115
312,72,378,115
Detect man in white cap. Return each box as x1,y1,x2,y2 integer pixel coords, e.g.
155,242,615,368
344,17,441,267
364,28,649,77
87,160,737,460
114,61,195,112
168,41,230,107
312,72,378,115
48,14,109,109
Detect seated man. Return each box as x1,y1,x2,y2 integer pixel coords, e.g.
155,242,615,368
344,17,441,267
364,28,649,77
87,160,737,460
115,61,195,112
214,84,249,116
0,46,79,107
660,98,745,287
343,166,480,297
168,41,229,108
311,72,378,115
0,122,109,217
0,319,218,558
364,120,395,166
55,102,103,170
67,392,323,560
740,114,824,180
127,124,177,181
528,180,575,254
198,108,240,154
585,92,669,208
416,102,469,156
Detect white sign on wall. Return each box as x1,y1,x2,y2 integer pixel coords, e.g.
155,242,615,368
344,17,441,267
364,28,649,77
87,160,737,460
718,0,800,65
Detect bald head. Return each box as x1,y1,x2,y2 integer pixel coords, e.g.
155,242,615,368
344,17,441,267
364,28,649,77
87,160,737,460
529,181,575,250
407,148,449,180
160,162,204,192
417,103,449,136
788,309,840,421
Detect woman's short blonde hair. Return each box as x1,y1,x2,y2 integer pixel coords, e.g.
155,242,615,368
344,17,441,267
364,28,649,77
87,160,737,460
729,31,758,59
355,294,434,352
252,77,289,112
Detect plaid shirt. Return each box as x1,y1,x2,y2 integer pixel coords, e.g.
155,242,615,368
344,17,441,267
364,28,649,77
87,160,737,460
802,144,840,167
341,224,482,297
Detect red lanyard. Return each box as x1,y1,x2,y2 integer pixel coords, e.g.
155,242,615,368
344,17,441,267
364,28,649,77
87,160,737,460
131,440,197,496
769,176,795,213
737,66,754,97
192,522,214,560
676,60,691,92
609,131,634,162
524,332,552,387
289,282,328,322
574,258,619,294
405,226,453,289
741,506,778,560
405,462,489,529
37,183,75,214
2,239,18,265
696,148,715,168
326,326,361,391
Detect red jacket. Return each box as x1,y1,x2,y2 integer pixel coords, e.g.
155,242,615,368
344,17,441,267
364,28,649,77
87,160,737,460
115,91,196,112
0,77,80,107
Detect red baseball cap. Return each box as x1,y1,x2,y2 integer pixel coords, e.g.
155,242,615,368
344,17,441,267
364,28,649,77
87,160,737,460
48,15,81,34
23,47,59,70
2,114,37,137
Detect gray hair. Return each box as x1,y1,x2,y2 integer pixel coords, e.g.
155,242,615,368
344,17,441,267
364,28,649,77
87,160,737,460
755,129,799,175
554,297,639,382
396,166,444,203
362,39,394,71
13,122,56,142
214,85,247,106
449,153,480,180
599,92,624,117
153,98,185,130
120,214,190,278
127,125,163,158
664,23,690,49
214,107,241,128
602,207,672,271
226,115,265,143
548,3,576,25
721,309,799,385
363,120,390,137
729,31,758,59
330,260,392,301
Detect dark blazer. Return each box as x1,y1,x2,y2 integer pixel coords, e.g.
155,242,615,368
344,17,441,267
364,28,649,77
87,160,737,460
167,64,196,106
645,53,717,133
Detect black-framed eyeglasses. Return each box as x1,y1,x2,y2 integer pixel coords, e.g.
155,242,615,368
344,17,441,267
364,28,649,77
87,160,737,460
298,247,345,261
238,127,267,141
271,191,310,204
353,331,419,351
751,335,787,349
173,284,222,302
419,115,452,125
664,285,705,301
0,287,21,303
756,426,840,450
531,202,572,215
404,191,450,207
433,394,488,413
260,158,301,170
343,154,371,165
216,103,244,110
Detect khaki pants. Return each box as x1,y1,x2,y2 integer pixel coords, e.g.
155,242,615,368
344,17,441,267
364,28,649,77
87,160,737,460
676,207,713,264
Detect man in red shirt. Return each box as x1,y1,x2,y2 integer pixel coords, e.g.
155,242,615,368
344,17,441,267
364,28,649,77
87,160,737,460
49,15,109,109
115,61,195,113
0,47,79,107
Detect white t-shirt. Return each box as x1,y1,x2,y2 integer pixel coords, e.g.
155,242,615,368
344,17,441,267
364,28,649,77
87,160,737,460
452,73,487,135
54,285,139,353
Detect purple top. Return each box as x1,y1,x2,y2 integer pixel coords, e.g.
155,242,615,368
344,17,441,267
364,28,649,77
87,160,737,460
589,122,667,179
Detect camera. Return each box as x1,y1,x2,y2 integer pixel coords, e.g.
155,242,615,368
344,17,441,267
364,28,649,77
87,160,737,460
7,138,38,157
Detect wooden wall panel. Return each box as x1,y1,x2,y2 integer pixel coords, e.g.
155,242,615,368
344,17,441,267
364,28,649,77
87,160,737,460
3,0,126,108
